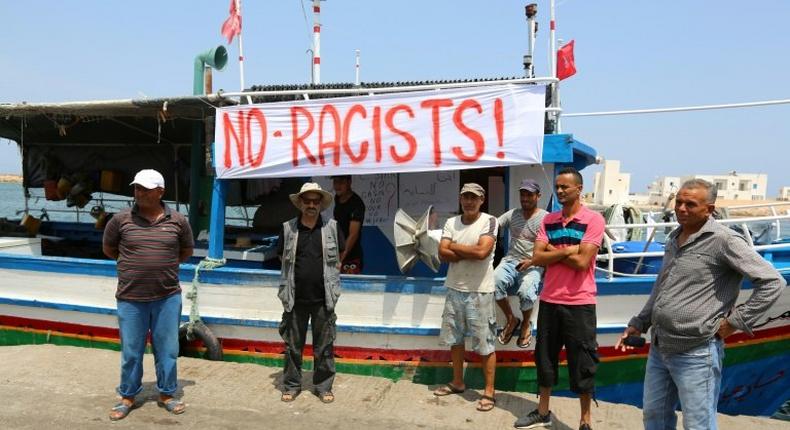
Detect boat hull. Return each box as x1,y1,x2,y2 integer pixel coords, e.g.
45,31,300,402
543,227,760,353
0,253,788,416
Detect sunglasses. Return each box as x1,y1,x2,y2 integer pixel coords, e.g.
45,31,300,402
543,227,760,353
300,197,322,205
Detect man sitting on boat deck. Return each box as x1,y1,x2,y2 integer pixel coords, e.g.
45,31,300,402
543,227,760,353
277,182,344,404
617,178,785,430
102,169,194,421
515,167,605,430
493,178,548,349
332,175,366,274
433,183,499,412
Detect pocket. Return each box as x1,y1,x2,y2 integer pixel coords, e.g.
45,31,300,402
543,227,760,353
326,242,339,263
579,340,600,378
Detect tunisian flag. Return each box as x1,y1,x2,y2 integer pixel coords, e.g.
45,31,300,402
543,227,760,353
556,40,576,80
221,0,242,43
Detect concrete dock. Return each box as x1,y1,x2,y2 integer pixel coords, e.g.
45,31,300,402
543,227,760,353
0,345,786,429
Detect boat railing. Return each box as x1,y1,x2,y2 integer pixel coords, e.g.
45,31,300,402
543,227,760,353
598,214,790,280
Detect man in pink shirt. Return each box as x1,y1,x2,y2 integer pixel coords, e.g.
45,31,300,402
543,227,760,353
514,167,605,430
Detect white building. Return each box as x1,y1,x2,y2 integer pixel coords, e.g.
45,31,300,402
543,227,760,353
647,176,681,206
648,172,768,203
779,186,790,201
687,172,767,201
593,160,631,206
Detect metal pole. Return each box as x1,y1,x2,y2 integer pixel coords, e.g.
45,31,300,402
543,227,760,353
549,0,561,133
355,49,360,86
312,0,322,84
236,0,252,104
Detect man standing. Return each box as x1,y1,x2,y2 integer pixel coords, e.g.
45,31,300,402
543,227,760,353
332,175,366,274
494,178,548,348
103,169,193,421
616,179,785,430
433,183,499,412
515,167,604,430
277,182,344,404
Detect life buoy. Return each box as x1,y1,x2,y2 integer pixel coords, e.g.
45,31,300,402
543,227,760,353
178,321,223,361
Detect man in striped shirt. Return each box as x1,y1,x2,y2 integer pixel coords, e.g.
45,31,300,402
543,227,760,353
617,179,785,430
103,169,194,421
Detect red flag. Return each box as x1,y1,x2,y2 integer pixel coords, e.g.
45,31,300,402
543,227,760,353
221,0,242,44
556,40,576,80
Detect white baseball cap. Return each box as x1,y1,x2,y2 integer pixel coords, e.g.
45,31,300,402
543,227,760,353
130,169,165,189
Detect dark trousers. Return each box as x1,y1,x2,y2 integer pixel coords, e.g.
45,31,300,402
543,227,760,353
279,302,337,393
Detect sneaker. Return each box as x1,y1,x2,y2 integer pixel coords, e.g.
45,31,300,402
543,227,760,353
514,409,552,429
579,424,592,430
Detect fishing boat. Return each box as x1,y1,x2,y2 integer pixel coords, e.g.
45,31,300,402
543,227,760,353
0,12,788,420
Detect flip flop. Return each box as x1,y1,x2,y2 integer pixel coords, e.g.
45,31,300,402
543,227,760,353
476,394,496,412
281,391,299,402
318,391,335,404
109,402,133,421
157,398,186,415
497,318,522,345
516,322,534,349
434,383,466,396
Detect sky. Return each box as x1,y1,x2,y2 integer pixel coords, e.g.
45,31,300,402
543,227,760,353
1,0,789,195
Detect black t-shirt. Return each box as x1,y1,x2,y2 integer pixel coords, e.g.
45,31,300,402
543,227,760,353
333,192,365,263
277,217,345,305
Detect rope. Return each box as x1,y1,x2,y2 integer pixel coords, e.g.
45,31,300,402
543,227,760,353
563,98,790,118
185,257,226,337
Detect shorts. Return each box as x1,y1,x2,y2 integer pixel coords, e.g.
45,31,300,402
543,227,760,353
439,289,497,356
535,300,598,394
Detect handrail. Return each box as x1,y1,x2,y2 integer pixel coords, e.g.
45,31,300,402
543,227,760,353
606,214,790,230
219,77,559,99
722,201,790,210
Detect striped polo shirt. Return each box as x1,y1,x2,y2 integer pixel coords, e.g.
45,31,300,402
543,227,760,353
103,203,194,301
535,205,605,305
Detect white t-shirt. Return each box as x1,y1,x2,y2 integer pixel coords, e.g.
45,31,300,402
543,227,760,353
442,213,498,293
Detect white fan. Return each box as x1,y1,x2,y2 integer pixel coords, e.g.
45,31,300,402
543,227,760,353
393,206,441,273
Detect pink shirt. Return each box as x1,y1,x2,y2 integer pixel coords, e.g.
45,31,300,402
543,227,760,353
535,205,605,305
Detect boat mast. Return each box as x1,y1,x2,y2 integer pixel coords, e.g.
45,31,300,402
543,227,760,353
524,3,538,78
355,49,361,86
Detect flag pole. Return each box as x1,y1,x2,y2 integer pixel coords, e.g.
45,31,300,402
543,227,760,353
312,0,322,85
235,0,251,103
549,0,561,132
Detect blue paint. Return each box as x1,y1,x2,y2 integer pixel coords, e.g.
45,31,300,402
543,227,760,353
208,178,227,260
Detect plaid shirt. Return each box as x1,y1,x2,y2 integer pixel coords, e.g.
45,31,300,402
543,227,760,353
629,217,785,354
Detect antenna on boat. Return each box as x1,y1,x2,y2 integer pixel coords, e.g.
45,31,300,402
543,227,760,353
524,3,538,78
312,0,323,84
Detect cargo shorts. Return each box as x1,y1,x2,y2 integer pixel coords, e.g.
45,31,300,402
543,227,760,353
439,288,497,356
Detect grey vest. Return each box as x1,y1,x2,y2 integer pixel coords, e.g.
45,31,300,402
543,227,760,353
278,217,341,312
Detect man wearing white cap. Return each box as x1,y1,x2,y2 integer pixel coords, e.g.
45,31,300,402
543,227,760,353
276,182,345,404
103,169,194,420
434,183,499,412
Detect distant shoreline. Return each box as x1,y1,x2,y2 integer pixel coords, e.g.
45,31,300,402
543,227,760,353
0,174,22,183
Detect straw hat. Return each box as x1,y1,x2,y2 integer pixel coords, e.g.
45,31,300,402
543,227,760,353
289,182,333,210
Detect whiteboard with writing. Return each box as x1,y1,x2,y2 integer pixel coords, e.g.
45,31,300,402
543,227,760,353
398,171,459,217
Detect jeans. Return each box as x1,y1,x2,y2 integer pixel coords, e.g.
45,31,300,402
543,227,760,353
493,259,542,311
279,303,337,394
116,293,182,398
643,338,724,430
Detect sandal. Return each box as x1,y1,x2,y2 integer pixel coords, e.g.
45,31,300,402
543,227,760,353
109,401,134,421
476,394,496,412
157,398,186,415
281,391,299,402
516,322,534,349
318,391,335,404
433,383,466,396
497,318,522,345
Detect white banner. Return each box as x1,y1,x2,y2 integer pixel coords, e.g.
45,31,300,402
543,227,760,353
214,84,546,179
